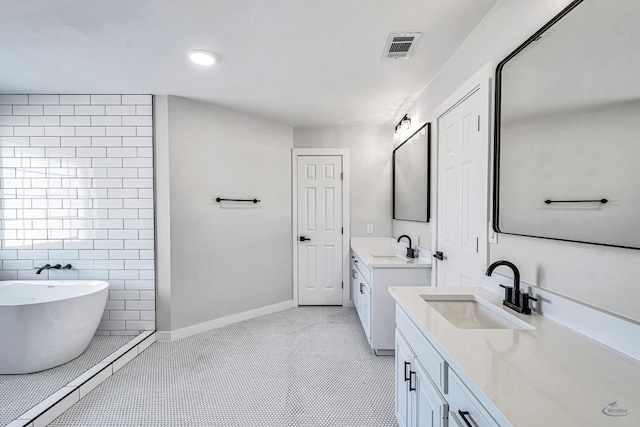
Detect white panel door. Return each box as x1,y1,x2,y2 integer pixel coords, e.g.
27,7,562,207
297,155,343,305
436,88,488,287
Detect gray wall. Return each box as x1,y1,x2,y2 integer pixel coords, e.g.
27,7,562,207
164,96,293,331
293,126,393,237
395,0,640,322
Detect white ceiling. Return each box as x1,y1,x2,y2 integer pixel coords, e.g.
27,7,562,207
0,0,497,126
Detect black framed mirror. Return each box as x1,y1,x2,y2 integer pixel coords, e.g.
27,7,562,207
393,123,431,222
493,0,640,250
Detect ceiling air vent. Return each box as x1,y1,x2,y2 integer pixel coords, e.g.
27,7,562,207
382,32,421,60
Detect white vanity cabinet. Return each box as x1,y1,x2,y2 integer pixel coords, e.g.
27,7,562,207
391,286,640,427
395,307,500,427
350,249,430,354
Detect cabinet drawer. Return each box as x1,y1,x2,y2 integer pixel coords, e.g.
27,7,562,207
396,307,447,391
447,368,500,427
351,251,371,284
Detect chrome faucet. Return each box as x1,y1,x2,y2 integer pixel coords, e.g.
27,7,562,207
397,235,416,258
485,260,537,315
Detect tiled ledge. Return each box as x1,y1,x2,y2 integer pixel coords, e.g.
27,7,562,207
6,331,156,427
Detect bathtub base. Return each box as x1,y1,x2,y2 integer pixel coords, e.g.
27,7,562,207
0,280,108,375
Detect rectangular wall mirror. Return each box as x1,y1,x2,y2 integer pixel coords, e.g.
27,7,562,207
493,0,640,249
393,123,431,222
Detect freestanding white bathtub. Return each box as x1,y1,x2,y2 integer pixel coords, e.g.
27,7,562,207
0,280,108,374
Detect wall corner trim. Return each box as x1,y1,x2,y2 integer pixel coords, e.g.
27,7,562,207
156,300,295,342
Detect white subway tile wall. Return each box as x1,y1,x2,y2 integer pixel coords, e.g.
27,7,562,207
0,94,155,334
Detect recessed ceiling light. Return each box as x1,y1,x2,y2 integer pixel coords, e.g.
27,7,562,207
188,50,216,66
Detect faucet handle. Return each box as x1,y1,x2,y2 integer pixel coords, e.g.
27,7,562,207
499,284,513,303
521,293,537,314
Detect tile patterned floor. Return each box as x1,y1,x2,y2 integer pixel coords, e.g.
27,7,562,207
0,336,132,426
48,307,398,427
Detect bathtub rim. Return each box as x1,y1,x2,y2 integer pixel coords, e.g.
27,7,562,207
0,280,109,307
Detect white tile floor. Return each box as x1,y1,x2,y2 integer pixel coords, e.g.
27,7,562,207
48,307,398,426
0,336,132,427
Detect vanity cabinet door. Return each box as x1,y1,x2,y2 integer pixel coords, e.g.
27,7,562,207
353,269,371,343
412,360,447,427
396,331,414,427
447,369,499,427
361,281,372,342
351,261,359,308
397,330,448,427
354,274,365,325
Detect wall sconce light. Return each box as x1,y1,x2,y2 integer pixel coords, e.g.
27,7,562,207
394,114,411,141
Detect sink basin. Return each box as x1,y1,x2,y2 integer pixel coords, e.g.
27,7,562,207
421,294,535,330
370,254,407,260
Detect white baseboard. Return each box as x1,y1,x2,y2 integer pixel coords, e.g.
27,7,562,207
156,299,295,342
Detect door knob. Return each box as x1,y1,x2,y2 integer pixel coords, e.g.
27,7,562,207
433,251,444,261
299,236,311,242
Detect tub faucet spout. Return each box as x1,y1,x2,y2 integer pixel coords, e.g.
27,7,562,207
35,264,51,274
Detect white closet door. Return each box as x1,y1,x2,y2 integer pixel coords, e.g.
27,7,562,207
297,155,343,305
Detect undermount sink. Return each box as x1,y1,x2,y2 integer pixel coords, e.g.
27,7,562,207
421,294,535,330
370,254,407,260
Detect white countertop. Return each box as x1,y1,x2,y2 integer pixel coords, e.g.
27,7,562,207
351,238,431,268
389,286,640,427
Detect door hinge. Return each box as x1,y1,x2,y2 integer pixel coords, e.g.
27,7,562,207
341,281,344,289
341,227,343,235
340,172,343,180
477,115,481,131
